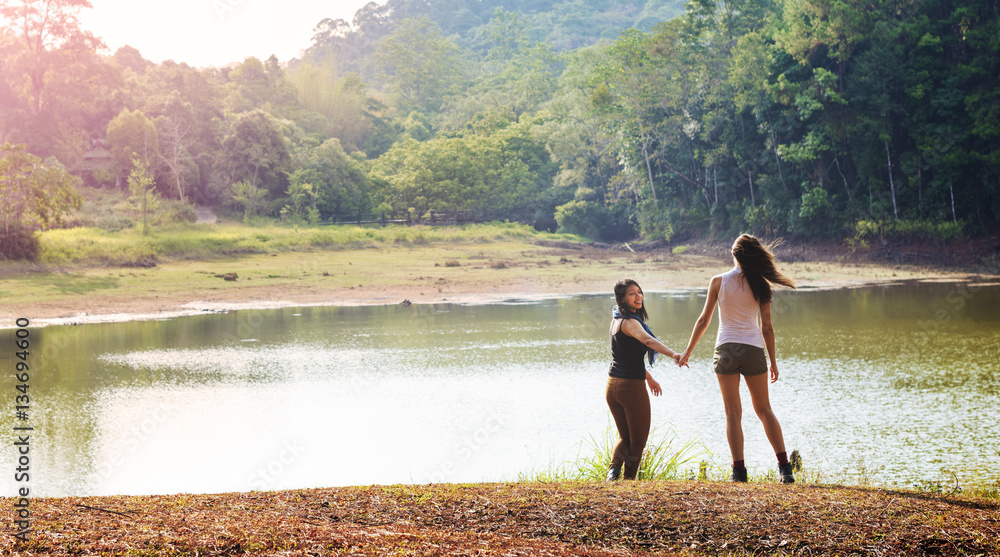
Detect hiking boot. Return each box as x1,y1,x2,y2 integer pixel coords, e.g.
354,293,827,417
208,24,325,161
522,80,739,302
605,466,621,481
779,462,795,484
731,467,748,482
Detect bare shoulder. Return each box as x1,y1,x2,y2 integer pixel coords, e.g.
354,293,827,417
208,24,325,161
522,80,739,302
620,317,645,337
708,274,723,290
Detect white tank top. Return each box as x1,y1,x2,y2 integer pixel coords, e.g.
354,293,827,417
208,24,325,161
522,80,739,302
715,267,764,348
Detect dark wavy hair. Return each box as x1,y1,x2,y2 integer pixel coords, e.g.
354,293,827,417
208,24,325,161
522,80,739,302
731,234,796,304
614,278,648,321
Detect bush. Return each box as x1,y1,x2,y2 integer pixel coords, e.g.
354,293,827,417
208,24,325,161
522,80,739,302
849,219,964,247
796,187,839,237
743,202,785,237
0,228,40,261
634,202,674,242
554,200,635,242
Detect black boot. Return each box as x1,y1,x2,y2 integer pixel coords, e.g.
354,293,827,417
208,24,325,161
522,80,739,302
778,462,795,484
731,466,748,482
606,466,621,481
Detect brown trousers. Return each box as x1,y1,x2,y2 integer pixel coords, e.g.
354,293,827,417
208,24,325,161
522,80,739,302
605,376,650,479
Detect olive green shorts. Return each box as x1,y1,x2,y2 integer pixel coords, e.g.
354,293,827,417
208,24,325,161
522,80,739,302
713,343,767,376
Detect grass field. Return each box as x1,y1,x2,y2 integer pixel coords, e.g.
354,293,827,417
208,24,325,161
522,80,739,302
36,221,566,265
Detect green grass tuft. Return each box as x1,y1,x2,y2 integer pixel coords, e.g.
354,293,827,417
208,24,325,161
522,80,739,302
520,425,708,482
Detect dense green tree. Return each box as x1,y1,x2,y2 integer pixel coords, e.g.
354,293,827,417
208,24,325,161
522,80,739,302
224,56,299,116
370,116,558,220
443,9,562,130
220,109,291,202
0,0,119,167
375,17,465,113
105,108,158,183
291,138,372,217
127,157,157,234
0,142,80,259
287,63,383,153
140,60,225,203
0,0,99,115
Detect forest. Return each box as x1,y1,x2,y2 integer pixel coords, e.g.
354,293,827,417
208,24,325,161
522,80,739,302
1,0,998,258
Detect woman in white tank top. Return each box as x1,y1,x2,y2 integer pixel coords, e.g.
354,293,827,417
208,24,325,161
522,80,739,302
677,235,797,483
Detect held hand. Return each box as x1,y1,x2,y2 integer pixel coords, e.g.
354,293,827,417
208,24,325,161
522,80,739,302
672,353,688,368
770,364,780,383
676,350,691,368
647,376,662,397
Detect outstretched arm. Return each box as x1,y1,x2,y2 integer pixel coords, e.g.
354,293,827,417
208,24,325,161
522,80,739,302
678,275,721,366
621,318,678,359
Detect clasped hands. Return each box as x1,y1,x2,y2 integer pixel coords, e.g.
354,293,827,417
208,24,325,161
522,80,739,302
672,351,692,368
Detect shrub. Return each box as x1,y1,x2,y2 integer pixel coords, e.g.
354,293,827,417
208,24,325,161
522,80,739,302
796,187,839,237
849,219,964,247
554,200,635,242
0,228,40,261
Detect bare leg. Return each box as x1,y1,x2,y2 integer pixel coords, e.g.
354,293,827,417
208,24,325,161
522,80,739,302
716,373,744,462
744,373,786,455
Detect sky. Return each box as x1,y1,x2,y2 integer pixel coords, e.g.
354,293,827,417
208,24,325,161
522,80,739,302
78,0,381,68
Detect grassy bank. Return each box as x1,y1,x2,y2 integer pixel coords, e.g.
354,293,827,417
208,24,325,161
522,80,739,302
37,221,569,266
6,480,998,556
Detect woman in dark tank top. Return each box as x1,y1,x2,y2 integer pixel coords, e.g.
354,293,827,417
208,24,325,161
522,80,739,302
605,278,683,480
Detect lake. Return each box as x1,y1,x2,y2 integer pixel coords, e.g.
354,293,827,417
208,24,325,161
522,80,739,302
3,280,998,497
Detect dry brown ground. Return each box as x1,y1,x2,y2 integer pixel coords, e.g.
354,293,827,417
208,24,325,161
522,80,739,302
5,481,998,556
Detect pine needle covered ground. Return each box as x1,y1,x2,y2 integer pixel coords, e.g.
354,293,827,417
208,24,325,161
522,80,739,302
6,480,999,556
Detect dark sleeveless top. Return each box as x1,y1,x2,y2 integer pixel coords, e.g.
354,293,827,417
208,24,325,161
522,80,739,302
609,318,647,380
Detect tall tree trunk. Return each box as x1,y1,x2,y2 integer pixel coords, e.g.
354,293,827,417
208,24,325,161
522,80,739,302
950,182,957,223
747,167,755,206
766,114,788,190
917,165,922,205
713,166,718,205
835,156,852,202
641,142,658,206
700,165,711,206
885,141,898,221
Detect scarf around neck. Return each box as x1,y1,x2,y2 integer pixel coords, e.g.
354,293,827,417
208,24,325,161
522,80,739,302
612,305,657,366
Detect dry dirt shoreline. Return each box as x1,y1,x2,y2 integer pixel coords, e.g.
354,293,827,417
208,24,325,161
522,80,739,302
5,481,998,556
3,240,995,328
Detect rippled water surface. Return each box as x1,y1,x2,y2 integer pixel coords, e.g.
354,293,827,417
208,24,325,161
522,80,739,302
3,280,998,496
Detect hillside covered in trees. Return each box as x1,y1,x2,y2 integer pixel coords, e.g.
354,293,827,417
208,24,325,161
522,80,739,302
1,0,997,255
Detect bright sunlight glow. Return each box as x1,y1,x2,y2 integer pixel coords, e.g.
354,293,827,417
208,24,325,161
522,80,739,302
79,0,380,68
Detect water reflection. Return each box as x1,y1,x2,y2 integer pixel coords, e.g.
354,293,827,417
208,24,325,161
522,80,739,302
2,280,998,496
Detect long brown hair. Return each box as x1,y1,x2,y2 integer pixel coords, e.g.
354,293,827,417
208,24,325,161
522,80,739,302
614,278,648,321
731,234,795,304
